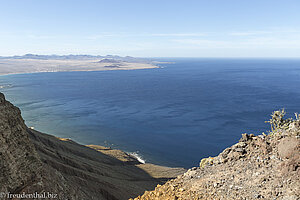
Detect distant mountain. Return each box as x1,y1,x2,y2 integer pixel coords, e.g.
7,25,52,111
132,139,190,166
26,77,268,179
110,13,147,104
0,54,105,60
0,54,151,63
98,58,122,63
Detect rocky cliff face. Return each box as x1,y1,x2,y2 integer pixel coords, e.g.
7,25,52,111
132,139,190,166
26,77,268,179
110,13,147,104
132,110,300,200
0,92,42,193
0,92,185,200
0,93,82,199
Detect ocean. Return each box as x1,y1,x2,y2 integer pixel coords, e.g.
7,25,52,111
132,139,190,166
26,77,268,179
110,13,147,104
1,58,300,168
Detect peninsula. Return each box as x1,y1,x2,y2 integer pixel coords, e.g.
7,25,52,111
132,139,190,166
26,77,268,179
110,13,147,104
0,54,158,76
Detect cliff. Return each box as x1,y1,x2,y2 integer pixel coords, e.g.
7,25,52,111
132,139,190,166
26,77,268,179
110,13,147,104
0,93,75,199
132,110,300,200
0,93,185,200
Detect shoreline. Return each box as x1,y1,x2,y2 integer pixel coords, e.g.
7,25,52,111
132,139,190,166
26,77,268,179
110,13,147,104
0,60,162,167
0,66,159,77
32,128,187,176
0,61,167,169
0,58,159,76
58,137,148,166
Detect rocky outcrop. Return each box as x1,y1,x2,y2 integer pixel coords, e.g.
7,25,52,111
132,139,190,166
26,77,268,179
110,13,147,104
0,92,185,199
132,110,300,200
0,92,43,194
0,92,76,199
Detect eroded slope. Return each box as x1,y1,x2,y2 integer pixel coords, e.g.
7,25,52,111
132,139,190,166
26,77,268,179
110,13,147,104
133,111,300,200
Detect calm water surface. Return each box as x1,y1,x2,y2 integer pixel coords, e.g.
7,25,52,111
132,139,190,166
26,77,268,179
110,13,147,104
1,58,300,168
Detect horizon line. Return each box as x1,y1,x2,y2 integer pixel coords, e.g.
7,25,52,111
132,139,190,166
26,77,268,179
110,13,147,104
1,54,300,59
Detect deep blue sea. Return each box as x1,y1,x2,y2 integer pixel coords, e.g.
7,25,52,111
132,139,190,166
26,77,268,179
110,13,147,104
1,58,300,168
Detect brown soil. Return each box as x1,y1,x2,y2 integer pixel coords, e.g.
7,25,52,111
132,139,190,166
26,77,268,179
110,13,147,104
132,112,300,200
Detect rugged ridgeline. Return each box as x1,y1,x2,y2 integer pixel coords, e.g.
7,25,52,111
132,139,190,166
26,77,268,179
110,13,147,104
132,110,300,200
0,93,185,200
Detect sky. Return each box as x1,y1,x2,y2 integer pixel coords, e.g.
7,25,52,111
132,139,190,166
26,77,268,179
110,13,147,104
0,0,300,57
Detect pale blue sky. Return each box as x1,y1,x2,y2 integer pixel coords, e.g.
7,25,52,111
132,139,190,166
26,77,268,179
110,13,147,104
0,0,300,57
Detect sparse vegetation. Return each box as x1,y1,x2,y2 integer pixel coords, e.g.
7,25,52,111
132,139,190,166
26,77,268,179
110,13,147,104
265,109,300,136
199,156,214,168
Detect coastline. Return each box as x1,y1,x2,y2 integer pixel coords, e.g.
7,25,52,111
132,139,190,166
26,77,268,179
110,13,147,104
55,134,187,175
0,63,170,169
54,134,187,174
0,58,159,76
0,58,163,168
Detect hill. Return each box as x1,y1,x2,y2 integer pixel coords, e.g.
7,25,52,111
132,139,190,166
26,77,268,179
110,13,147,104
131,110,300,200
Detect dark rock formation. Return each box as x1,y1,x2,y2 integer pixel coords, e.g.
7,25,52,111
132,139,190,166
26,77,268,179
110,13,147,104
0,92,42,194
0,93,78,199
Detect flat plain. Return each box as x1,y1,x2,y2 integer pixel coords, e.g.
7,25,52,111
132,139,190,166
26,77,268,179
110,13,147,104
0,58,158,75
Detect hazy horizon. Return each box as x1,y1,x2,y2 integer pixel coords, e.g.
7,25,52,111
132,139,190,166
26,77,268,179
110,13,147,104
1,54,300,59
1,0,300,57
